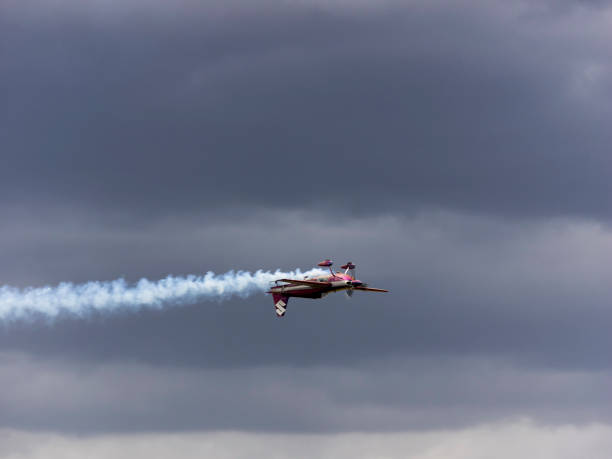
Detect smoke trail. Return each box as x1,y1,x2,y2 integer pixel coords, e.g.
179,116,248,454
0,268,326,322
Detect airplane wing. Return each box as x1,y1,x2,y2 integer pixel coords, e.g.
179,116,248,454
353,286,389,292
277,279,332,287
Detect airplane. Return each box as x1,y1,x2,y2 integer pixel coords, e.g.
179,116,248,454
267,259,388,317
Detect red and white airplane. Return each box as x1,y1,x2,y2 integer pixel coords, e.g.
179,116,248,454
268,260,388,317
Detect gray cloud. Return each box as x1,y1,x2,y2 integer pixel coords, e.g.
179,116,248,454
0,352,611,433
0,212,610,372
1,0,611,221
2,422,612,459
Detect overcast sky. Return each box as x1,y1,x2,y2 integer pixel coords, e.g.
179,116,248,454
1,0,612,457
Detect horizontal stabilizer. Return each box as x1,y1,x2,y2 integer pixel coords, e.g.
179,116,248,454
272,293,289,317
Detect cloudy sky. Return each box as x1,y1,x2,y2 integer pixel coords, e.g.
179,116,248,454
1,0,612,457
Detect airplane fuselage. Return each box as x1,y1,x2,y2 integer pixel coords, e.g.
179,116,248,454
267,273,356,298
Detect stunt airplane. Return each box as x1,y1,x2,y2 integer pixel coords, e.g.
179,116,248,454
268,260,388,317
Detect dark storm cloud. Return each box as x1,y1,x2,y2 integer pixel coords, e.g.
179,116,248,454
1,0,612,438
1,0,612,221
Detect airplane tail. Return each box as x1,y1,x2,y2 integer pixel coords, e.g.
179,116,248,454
272,293,289,317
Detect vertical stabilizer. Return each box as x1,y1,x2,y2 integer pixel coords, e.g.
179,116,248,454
272,293,289,317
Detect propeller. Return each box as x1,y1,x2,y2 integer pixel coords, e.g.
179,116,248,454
345,289,353,299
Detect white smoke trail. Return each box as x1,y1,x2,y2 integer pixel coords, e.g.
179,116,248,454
0,268,327,321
